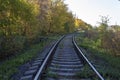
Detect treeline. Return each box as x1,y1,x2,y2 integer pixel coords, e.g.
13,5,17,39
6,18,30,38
77,16,120,56
0,0,75,59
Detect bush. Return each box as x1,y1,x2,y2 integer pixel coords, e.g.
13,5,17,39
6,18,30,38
76,34,120,80
0,36,25,59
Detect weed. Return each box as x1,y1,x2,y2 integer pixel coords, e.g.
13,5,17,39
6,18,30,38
59,43,64,49
76,65,95,79
0,36,60,80
76,34,120,80
46,72,58,78
54,64,59,68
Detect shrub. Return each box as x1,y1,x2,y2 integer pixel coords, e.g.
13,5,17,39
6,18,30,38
0,36,25,59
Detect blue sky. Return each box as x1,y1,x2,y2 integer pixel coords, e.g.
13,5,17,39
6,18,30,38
64,0,120,26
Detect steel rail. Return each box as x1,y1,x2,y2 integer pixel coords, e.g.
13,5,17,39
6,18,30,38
72,36,104,80
34,36,64,80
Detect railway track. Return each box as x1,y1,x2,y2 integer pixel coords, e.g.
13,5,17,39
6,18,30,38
20,34,104,80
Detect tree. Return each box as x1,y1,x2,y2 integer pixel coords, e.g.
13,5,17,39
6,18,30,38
0,0,76,59
0,0,40,59
46,0,75,34
97,16,120,56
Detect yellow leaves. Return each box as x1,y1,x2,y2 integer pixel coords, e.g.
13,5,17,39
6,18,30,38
75,19,85,29
26,0,40,16
75,19,79,27
6,12,10,17
33,4,40,16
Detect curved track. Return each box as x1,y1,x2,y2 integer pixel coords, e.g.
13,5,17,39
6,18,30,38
20,34,104,80
43,35,84,80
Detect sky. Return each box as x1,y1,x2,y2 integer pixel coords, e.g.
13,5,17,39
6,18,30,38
64,0,120,26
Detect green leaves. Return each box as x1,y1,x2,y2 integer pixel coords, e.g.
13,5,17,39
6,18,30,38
0,0,40,59
0,0,76,60
49,0,75,33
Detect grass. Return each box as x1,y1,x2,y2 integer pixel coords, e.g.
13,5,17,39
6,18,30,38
59,43,64,49
43,67,58,79
76,64,96,79
46,72,58,79
76,34,120,80
0,36,59,80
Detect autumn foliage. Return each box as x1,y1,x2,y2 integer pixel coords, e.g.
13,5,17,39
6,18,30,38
0,0,76,59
